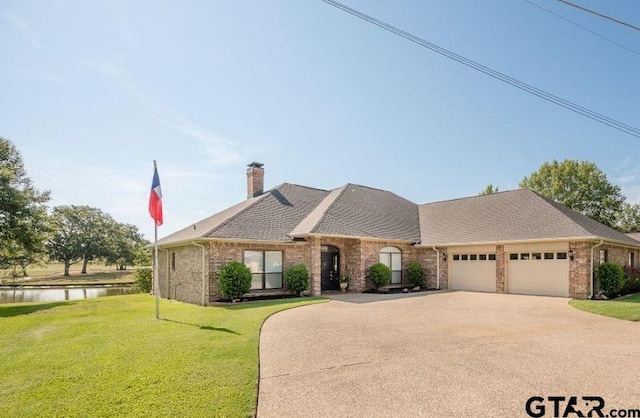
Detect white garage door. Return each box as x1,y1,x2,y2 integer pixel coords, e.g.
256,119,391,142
450,246,497,292
506,245,569,297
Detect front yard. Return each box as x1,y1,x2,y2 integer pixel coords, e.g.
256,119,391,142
570,293,640,321
0,294,325,417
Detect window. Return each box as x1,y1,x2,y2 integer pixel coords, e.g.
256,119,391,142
380,247,402,284
520,253,530,260
629,252,635,268
488,254,496,261
599,249,608,264
461,254,469,261
470,254,477,261
171,252,176,270
544,252,554,260
244,250,283,290
509,254,518,260
532,253,542,260
479,254,487,261
557,252,567,260
453,254,460,261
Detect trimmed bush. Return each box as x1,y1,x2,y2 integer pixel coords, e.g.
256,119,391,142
406,262,424,288
622,266,640,296
218,261,252,300
369,263,391,290
285,264,309,296
597,262,625,298
134,267,152,293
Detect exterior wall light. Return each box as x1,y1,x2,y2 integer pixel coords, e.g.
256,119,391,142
442,252,447,262
568,250,574,261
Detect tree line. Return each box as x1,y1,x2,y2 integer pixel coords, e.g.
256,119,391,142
480,159,640,233
1,137,149,277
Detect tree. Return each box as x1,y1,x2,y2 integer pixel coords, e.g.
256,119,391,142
0,137,50,275
47,205,113,276
615,203,640,233
479,184,499,195
104,223,149,270
520,159,624,227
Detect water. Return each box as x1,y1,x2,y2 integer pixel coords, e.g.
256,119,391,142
0,287,138,304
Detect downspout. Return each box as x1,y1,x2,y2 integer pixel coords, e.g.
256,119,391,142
192,242,207,306
432,247,440,290
589,240,604,299
160,249,169,298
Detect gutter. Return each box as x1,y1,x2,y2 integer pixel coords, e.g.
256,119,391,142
589,240,604,299
432,246,441,290
192,242,207,306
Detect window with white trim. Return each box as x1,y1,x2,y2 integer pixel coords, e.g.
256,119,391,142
244,250,283,290
379,246,402,284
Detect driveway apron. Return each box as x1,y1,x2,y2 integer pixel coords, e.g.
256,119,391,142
258,291,640,417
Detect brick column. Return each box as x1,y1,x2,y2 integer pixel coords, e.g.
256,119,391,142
569,242,590,299
309,237,321,296
496,245,505,293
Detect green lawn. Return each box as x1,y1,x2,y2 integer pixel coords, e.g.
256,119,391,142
0,294,326,417
570,293,640,321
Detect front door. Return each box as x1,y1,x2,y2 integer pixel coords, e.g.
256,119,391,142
320,246,340,291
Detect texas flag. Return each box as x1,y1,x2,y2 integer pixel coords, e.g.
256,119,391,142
149,162,163,226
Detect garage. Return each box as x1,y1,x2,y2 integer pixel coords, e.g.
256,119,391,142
505,243,569,297
449,245,497,292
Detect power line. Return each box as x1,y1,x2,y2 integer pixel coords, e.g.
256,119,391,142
524,0,640,57
320,0,640,139
555,0,640,32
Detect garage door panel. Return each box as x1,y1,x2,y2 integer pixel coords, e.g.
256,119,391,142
450,260,496,292
507,259,569,297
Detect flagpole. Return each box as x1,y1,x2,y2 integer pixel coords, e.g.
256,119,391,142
154,222,159,319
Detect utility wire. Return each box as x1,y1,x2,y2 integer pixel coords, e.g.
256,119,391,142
320,0,640,139
524,0,640,57
555,0,640,32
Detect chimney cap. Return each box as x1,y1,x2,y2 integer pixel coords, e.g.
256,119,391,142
247,161,264,169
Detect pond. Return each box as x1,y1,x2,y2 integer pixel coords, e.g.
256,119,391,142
0,287,139,304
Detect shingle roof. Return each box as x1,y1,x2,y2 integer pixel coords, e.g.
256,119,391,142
292,183,420,242
157,183,329,245
209,183,329,241
625,232,640,243
419,189,640,247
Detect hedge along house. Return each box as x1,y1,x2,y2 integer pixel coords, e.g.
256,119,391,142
154,162,640,305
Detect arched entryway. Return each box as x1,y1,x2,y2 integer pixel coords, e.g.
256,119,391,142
320,245,340,291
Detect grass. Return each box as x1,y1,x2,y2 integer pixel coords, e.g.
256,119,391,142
570,293,640,321
0,294,326,417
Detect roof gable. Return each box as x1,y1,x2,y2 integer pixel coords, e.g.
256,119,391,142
302,184,420,242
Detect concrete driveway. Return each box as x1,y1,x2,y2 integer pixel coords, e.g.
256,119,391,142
258,291,640,417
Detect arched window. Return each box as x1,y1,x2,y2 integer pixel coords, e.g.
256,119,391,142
379,246,402,284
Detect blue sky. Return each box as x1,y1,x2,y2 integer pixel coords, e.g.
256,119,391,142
2,0,639,240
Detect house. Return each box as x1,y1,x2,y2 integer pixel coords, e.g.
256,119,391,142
154,162,640,305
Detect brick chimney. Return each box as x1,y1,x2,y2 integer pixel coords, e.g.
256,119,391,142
246,162,264,199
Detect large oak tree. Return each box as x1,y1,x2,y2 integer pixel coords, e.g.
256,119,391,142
0,137,50,275
520,159,625,228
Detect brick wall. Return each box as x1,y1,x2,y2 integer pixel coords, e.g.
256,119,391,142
569,241,591,299
496,245,505,293
157,244,208,305
208,241,309,301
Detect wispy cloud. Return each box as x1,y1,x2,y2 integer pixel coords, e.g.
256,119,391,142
2,11,42,50
82,58,241,165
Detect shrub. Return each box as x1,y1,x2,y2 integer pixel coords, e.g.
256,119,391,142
369,263,391,290
597,262,625,298
285,264,309,296
406,262,424,288
622,266,640,296
134,267,152,293
218,262,252,300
